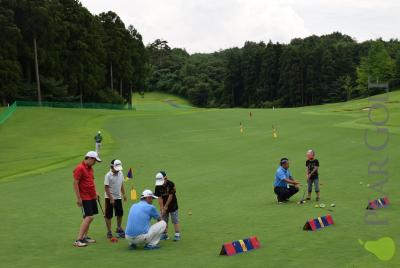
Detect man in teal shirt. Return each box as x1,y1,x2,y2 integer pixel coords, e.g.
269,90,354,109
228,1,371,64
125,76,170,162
94,131,102,154
125,190,166,250
274,158,300,203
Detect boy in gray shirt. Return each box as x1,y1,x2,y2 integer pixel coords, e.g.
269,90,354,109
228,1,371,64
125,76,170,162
104,159,127,238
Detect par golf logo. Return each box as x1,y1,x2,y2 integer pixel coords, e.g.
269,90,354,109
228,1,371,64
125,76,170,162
358,237,396,261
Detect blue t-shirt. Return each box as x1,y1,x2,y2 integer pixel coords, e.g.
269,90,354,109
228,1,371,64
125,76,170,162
274,166,291,188
125,200,160,237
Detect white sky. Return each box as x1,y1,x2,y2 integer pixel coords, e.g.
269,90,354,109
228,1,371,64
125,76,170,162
80,0,400,53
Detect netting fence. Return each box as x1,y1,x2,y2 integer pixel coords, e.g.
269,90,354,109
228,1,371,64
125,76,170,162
0,100,133,125
16,101,131,110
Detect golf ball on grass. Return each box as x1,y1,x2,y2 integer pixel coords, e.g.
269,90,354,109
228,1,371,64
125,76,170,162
314,204,319,208
319,203,326,208
330,203,336,207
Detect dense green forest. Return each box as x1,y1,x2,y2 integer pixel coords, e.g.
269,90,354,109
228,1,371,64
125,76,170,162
0,0,147,106
1,0,400,107
148,36,400,108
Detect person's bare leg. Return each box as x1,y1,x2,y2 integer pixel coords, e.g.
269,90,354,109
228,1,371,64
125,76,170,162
116,216,122,229
77,216,93,240
174,223,180,233
105,217,112,232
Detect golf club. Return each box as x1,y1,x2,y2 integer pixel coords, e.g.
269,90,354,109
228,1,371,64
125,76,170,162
297,188,307,204
80,206,85,218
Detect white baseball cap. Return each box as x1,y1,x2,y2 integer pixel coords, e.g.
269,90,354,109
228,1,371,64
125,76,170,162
155,172,165,186
85,151,102,162
111,159,123,171
141,189,158,199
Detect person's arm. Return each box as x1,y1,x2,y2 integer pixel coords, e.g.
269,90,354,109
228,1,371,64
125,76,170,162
73,168,82,206
105,185,114,204
155,186,164,212
309,166,318,177
283,178,299,185
163,184,176,212
151,206,162,221
104,174,113,204
121,184,126,202
163,193,174,212
73,180,82,207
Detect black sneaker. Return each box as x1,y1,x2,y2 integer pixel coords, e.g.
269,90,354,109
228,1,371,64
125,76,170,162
107,231,113,239
82,236,96,243
116,228,125,238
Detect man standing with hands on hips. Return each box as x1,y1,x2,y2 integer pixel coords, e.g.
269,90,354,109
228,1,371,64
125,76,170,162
72,151,102,247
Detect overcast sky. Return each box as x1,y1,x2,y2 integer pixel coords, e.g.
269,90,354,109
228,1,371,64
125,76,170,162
80,0,400,53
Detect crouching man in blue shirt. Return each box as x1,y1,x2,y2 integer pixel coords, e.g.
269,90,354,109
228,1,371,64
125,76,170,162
274,158,301,204
125,189,167,250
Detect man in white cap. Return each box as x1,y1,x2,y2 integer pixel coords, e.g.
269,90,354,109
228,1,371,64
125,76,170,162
125,189,167,250
72,151,102,247
94,131,102,154
104,159,127,239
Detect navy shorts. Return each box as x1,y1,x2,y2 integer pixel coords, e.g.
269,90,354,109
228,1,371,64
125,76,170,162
105,199,123,219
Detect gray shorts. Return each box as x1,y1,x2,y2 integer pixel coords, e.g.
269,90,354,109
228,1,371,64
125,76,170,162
163,210,179,224
307,178,320,193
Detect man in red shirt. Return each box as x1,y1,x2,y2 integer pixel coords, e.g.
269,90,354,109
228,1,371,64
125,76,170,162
73,151,102,247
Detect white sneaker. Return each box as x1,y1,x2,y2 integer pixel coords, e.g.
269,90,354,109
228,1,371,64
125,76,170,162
74,240,87,247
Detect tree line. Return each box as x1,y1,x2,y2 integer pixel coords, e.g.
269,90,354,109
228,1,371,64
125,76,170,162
0,0,147,106
147,34,400,108
1,1,400,108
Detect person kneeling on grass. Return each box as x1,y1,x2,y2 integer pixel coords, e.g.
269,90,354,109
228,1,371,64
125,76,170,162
125,190,167,250
73,151,102,247
274,158,301,204
104,159,127,239
154,171,181,241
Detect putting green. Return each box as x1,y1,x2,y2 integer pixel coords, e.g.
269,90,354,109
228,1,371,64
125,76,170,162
0,92,399,267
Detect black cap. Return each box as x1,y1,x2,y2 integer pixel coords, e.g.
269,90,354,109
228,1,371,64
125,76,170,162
280,158,289,166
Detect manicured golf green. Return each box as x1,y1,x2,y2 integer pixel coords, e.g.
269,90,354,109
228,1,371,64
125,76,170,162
0,92,399,267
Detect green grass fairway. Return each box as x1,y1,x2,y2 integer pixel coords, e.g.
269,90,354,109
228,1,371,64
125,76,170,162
0,92,399,267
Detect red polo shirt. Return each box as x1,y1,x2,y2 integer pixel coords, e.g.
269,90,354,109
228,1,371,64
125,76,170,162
73,161,97,200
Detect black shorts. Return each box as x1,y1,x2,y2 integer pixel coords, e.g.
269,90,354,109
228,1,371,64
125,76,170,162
105,199,123,219
82,199,98,217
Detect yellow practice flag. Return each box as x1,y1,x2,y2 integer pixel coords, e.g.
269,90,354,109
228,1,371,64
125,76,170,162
130,187,137,201
272,125,278,138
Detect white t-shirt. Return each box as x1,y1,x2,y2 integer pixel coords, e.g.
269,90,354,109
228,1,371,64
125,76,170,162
104,170,124,199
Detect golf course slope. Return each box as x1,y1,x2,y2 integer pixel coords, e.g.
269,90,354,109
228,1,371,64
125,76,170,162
0,92,399,268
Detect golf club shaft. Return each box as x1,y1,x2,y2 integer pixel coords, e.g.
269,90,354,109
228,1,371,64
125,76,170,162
97,196,105,216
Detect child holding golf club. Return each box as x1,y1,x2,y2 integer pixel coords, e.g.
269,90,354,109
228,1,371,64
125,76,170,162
104,159,127,239
154,171,181,241
305,149,320,201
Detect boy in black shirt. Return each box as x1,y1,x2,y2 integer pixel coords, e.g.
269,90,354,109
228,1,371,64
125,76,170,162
306,150,320,201
154,171,181,241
